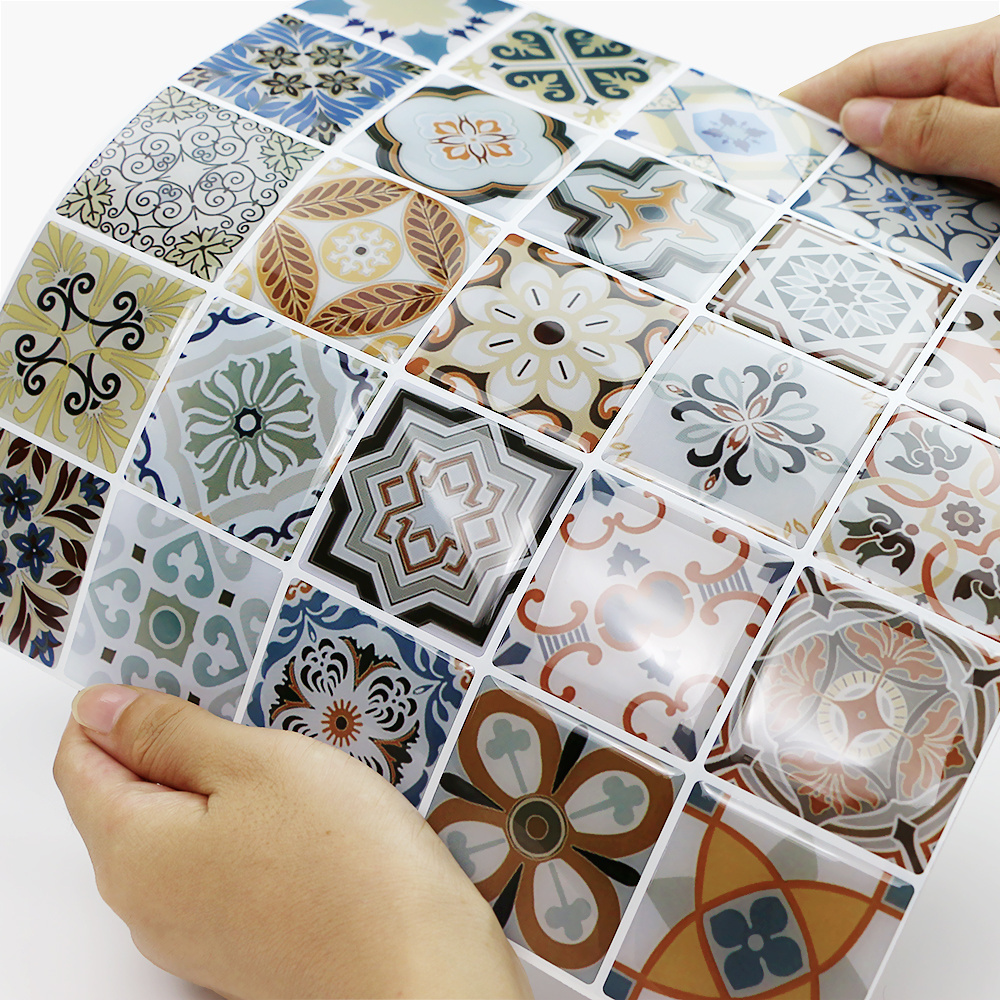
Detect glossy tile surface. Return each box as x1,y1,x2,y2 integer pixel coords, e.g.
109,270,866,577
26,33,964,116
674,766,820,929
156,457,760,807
405,235,686,451
179,14,426,145
0,223,202,471
792,147,1000,282
709,216,957,388
428,679,680,980
821,408,1000,639
347,81,582,221
618,71,841,202
66,491,281,718
0,433,107,666
523,142,774,302
606,782,911,1000
607,319,884,545
307,387,578,649
226,159,496,362
247,579,472,805
56,87,323,281
452,11,676,128
128,301,382,559
495,472,792,759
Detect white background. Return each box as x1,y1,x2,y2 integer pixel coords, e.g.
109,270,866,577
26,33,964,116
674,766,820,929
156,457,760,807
2,2,999,999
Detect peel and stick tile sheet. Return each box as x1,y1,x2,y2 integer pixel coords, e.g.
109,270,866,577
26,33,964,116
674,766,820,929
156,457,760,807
3,2,1000,997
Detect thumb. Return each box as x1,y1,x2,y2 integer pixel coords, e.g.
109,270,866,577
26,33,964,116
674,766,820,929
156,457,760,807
840,95,1000,186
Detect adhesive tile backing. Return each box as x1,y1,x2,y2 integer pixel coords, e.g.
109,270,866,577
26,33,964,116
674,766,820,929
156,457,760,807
495,471,792,760
246,579,473,805
427,679,681,981
405,234,687,452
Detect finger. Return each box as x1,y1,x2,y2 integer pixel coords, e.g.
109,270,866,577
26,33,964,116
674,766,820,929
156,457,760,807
841,95,1000,187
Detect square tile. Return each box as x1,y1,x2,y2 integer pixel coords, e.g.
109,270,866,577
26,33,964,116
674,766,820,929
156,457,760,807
0,433,107,666
426,678,681,981
522,141,775,302
246,579,472,805
66,491,282,718
708,568,1000,873
606,782,912,1000
178,14,426,145
820,408,1000,640
127,300,383,559
607,318,884,545
295,0,516,64
709,215,958,388
225,158,496,362
495,472,792,760
56,86,323,281
451,11,677,129
978,253,1000,301
306,387,579,649
345,80,584,221
0,223,203,471
792,147,1000,282
404,235,687,452
617,70,841,203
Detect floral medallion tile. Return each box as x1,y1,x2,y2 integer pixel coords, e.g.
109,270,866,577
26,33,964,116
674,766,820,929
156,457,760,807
127,301,382,559
522,142,775,302
0,223,203,471
617,70,841,203
0,433,107,666
307,387,578,649
451,12,677,129
405,235,687,452
792,147,1000,283
179,14,426,145
225,158,496,362
66,491,281,719
978,253,1000,301
346,81,583,221
295,0,516,64
495,472,792,760
56,86,323,281
427,679,681,980
708,568,1000,874
605,782,912,1000
820,408,1000,640
709,216,958,388
607,319,884,546
909,294,1000,438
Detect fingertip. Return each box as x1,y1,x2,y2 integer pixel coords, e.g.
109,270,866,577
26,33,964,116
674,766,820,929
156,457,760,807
841,97,895,149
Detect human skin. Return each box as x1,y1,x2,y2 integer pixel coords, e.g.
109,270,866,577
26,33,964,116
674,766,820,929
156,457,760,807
53,684,533,1000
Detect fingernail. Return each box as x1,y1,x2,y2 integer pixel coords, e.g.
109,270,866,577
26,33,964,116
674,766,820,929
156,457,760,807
841,97,895,148
71,685,140,734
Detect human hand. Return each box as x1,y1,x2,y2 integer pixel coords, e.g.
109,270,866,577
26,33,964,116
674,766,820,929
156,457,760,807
53,684,532,1000
783,16,1000,185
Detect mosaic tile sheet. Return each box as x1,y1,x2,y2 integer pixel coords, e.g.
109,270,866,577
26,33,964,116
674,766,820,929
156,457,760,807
979,253,1000,300
226,158,496,362
606,782,912,1000
608,318,884,545
618,70,842,203
0,433,107,666
0,223,203,471
451,11,676,129
821,408,1000,640
347,81,583,221
792,146,1000,283
56,87,323,281
523,141,775,302
179,14,426,145
427,679,681,981
496,471,792,760
66,490,282,719
128,300,382,559
405,235,687,452
709,215,958,388
246,579,472,805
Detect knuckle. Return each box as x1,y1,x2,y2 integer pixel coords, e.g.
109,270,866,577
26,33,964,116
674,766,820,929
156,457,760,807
907,95,949,163
127,698,190,778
